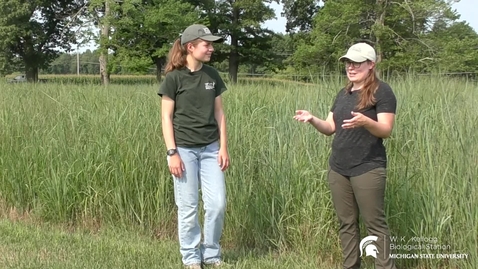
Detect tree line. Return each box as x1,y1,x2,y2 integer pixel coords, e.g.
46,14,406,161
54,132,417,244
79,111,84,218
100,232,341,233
1,0,477,84
44,50,157,75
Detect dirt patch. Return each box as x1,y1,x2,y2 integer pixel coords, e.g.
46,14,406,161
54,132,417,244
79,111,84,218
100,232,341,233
0,199,36,223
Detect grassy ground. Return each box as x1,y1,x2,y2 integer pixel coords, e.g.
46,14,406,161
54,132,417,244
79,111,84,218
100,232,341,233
0,218,340,269
0,216,469,269
0,75,476,268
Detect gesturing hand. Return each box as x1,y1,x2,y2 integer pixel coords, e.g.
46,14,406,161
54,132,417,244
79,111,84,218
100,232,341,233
294,110,314,123
342,111,369,129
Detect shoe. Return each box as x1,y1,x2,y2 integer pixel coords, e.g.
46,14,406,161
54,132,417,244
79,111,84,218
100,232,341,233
185,263,202,269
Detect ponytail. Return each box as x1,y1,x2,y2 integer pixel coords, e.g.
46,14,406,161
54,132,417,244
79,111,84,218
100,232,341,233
164,38,202,74
164,39,187,74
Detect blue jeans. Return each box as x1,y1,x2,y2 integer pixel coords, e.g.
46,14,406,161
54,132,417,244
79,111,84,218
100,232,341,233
168,140,226,265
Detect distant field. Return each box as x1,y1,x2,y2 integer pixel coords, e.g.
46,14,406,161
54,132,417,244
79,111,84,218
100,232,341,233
4,73,319,86
0,75,476,268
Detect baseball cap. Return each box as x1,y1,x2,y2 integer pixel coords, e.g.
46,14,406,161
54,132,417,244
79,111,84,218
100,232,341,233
180,24,223,45
339,43,377,62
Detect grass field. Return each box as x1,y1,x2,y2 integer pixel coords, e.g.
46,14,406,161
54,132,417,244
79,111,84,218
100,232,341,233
0,218,334,269
0,74,476,268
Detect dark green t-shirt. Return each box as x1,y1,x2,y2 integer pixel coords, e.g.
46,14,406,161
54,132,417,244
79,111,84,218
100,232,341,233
329,81,397,177
158,64,227,148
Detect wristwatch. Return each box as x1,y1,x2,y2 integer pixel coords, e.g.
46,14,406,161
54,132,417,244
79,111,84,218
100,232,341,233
167,148,178,156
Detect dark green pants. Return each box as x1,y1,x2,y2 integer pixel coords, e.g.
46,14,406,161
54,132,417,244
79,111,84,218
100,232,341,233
328,167,397,269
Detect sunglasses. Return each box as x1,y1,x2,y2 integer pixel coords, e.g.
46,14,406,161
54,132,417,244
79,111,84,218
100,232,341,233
344,61,367,68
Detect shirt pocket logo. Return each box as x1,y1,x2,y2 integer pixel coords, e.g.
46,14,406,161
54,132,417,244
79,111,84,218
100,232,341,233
204,82,215,90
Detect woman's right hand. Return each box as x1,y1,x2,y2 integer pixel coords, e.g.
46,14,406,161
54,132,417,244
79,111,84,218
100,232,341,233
168,154,185,178
294,110,314,123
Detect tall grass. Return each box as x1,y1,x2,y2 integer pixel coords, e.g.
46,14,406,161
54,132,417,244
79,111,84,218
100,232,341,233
0,75,476,268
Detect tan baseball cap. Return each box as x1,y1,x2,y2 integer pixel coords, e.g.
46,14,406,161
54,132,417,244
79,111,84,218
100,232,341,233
180,24,223,45
339,43,377,62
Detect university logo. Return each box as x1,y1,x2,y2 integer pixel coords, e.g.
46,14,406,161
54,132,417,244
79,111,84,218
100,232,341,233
205,82,215,90
360,235,379,258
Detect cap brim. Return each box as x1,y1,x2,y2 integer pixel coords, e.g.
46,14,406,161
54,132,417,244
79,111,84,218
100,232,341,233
201,35,224,43
339,54,368,62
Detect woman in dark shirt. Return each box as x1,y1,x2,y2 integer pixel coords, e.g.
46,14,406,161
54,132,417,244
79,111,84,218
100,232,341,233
294,43,397,269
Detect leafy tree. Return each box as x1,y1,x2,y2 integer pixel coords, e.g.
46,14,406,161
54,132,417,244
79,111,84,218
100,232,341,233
212,0,277,83
266,33,296,72
427,21,478,73
0,0,87,81
280,0,322,33
46,53,73,74
289,0,478,74
94,0,202,82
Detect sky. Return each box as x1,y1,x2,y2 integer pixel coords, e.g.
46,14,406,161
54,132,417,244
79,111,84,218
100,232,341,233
79,0,477,52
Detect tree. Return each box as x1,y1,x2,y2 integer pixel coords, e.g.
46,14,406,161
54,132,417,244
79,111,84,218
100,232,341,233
99,0,110,85
427,21,478,73
289,0,478,74
0,0,87,81
46,53,73,74
89,0,112,85
100,0,202,82
265,33,296,72
212,0,277,83
281,0,322,33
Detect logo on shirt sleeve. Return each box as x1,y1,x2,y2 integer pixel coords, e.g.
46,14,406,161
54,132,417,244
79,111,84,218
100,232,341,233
204,82,215,90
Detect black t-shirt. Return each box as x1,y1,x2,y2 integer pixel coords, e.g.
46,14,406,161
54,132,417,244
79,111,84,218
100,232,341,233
158,64,227,147
329,81,397,176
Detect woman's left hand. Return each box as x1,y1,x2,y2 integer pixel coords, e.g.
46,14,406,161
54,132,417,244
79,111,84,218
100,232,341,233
218,148,230,171
342,111,370,129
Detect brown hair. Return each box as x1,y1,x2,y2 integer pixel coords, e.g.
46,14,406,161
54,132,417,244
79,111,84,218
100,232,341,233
164,38,202,74
345,65,380,111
